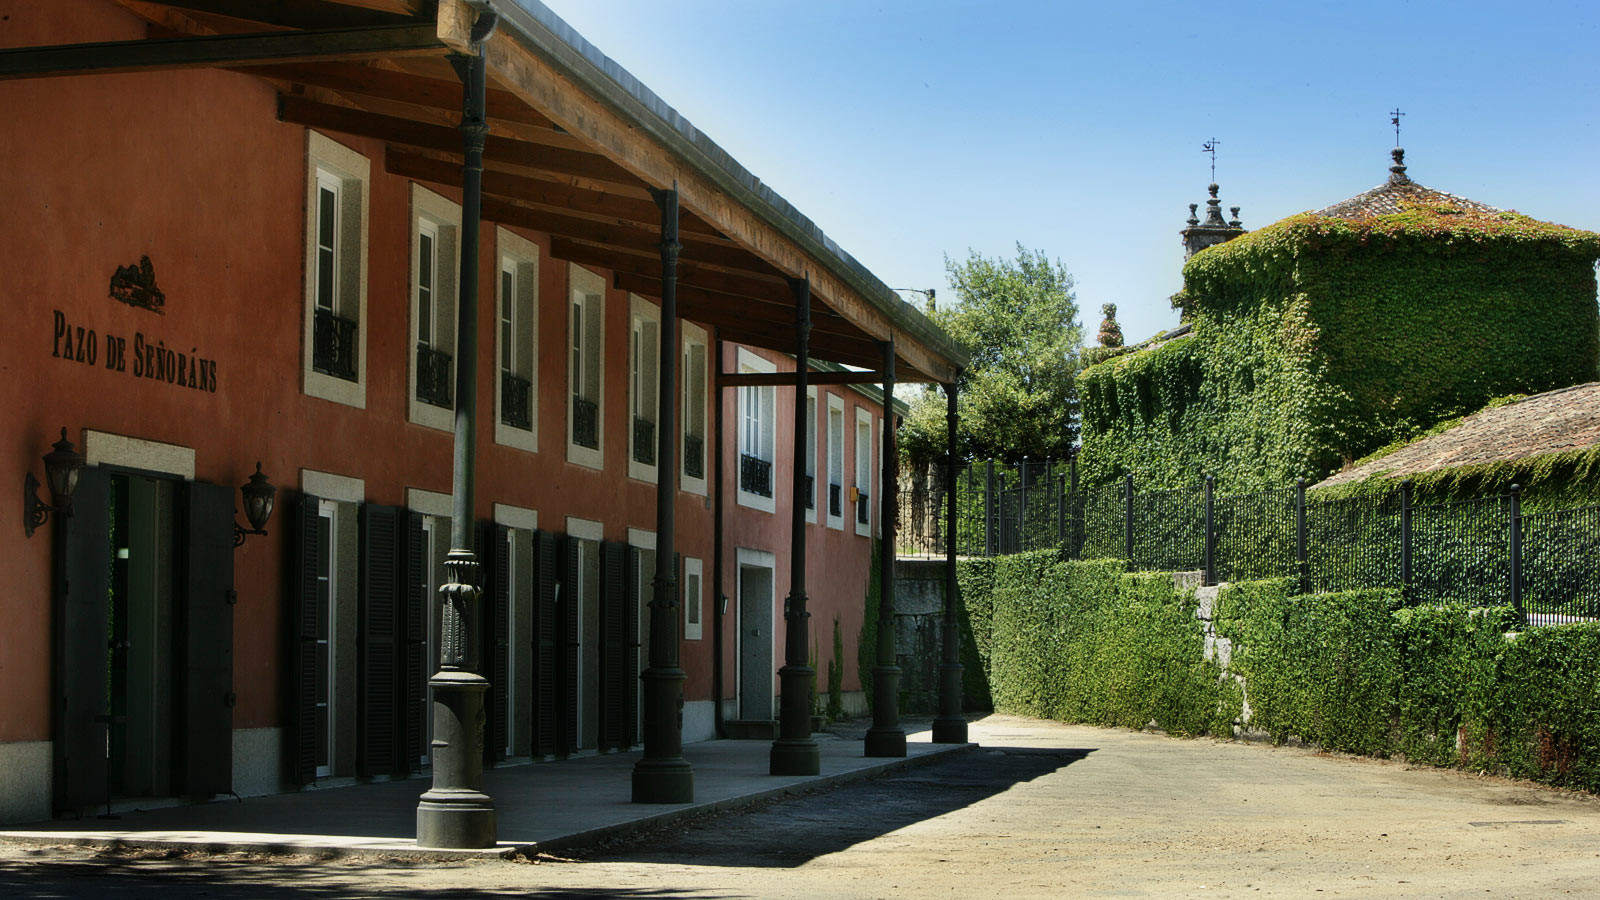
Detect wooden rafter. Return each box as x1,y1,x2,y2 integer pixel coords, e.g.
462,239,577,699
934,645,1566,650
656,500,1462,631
0,24,444,80
277,94,644,191
128,0,413,29
385,149,727,239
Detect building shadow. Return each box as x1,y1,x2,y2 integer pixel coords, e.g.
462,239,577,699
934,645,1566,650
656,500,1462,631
585,746,1094,869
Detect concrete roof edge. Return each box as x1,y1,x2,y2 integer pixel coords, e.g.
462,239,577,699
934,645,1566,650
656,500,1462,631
488,0,969,374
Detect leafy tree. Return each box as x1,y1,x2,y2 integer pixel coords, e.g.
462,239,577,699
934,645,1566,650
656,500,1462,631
901,244,1084,463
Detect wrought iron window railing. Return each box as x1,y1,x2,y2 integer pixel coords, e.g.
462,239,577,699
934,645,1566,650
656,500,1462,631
415,343,453,408
501,372,532,430
805,474,815,510
572,396,599,450
829,483,842,518
857,492,870,526
632,416,656,466
684,434,704,479
739,453,772,498
313,308,358,382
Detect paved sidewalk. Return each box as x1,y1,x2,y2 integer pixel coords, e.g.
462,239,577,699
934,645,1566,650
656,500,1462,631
0,725,969,860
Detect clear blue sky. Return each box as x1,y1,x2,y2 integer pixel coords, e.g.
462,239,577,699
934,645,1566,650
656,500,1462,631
543,0,1599,348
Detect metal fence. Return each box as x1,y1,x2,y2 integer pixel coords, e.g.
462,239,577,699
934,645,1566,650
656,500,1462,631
897,459,1600,624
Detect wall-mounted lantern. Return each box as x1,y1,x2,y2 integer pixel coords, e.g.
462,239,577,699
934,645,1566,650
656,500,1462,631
23,428,86,538
233,462,277,548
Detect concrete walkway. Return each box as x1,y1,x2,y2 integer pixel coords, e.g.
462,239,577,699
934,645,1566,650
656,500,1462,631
0,725,970,860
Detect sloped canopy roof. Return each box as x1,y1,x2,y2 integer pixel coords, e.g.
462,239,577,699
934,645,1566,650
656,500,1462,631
0,0,967,382
1318,383,1600,488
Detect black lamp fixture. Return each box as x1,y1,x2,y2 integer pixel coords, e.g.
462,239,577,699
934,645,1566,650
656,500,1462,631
233,462,277,547
24,427,86,538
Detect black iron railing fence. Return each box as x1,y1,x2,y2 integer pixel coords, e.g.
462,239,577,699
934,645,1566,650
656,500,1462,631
415,344,453,408
313,308,358,381
501,372,532,429
897,458,1600,623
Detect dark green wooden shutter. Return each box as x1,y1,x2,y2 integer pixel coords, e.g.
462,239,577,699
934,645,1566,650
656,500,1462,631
625,547,642,748
56,466,110,814
403,512,426,771
480,522,510,764
291,493,321,784
559,533,580,754
358,503,400,777
600,540,627,751
179,481,236,797
533,529,558,757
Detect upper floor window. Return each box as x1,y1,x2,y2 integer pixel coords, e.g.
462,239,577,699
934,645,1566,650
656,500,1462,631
567,264,605,469
302,132,369,408
628,295,661,482
494,228,539,454
681,322,709,496
804,386,817,523
826,393,845,529
855,408,874,537
736,348,776,512
409,185,460,431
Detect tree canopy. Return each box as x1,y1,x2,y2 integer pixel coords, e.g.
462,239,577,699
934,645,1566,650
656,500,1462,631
901,244,1084,464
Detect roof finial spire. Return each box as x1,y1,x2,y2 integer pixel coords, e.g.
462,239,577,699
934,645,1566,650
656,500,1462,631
1389,146,1410,185
1390,107,1405,147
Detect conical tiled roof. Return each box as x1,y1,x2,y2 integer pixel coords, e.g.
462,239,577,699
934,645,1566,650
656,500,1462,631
1314,147,1501,219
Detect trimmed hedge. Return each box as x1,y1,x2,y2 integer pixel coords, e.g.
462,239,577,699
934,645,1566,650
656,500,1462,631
974,552,1233,736
963,557,1600,793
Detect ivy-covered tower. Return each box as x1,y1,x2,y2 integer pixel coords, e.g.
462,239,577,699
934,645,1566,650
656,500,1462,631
1077,148,1600,488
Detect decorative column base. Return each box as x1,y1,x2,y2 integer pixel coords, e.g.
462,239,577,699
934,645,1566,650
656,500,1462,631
931,659,969,742
416,671,496,849
864,663,905,757
632,757,695,803
632,666,694,803
770,737,820,775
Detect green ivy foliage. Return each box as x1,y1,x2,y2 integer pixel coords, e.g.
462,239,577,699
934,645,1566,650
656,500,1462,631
967,557,1600,793
975,552,1232,735
1078,206,1600,490
1215,578,1600,792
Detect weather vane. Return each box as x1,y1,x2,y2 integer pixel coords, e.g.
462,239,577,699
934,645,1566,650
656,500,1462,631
1390,108,1405,146
1201,138,1220,182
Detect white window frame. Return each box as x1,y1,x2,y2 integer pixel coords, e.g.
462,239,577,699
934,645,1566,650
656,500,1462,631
494,228,540,453
855,408,875,537
567,264,606,470
680,322,710,497
408,185,461,432
628,294,662,483
302,131,369,409
735,348,778,513
804,386,818,524
825,393,845,530
683,556,704,641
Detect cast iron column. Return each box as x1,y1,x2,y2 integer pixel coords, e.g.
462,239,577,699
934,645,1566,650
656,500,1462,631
932,379,967,743
865,340,906,757
417,46,496,849
772,277,821,775
634,187,695,802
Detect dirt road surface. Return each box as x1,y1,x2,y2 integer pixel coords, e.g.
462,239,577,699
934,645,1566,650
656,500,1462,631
3,715,1596,899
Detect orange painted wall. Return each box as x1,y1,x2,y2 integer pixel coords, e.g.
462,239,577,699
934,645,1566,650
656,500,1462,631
0,0,885,744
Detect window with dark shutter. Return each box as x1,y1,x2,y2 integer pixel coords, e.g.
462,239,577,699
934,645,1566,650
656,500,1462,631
533,530,558,757
180,481,236,798
358,504,400,777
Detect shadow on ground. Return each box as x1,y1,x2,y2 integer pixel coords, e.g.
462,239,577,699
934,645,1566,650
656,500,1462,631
0,848,720,899
582,746,1093,869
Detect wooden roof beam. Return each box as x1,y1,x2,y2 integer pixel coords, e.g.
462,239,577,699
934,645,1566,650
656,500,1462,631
481,198,771,273
0,23,444,80
131,0,414,29
277,94,644,191
387,148,726,239
609,272,863,341
550,238,792,307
